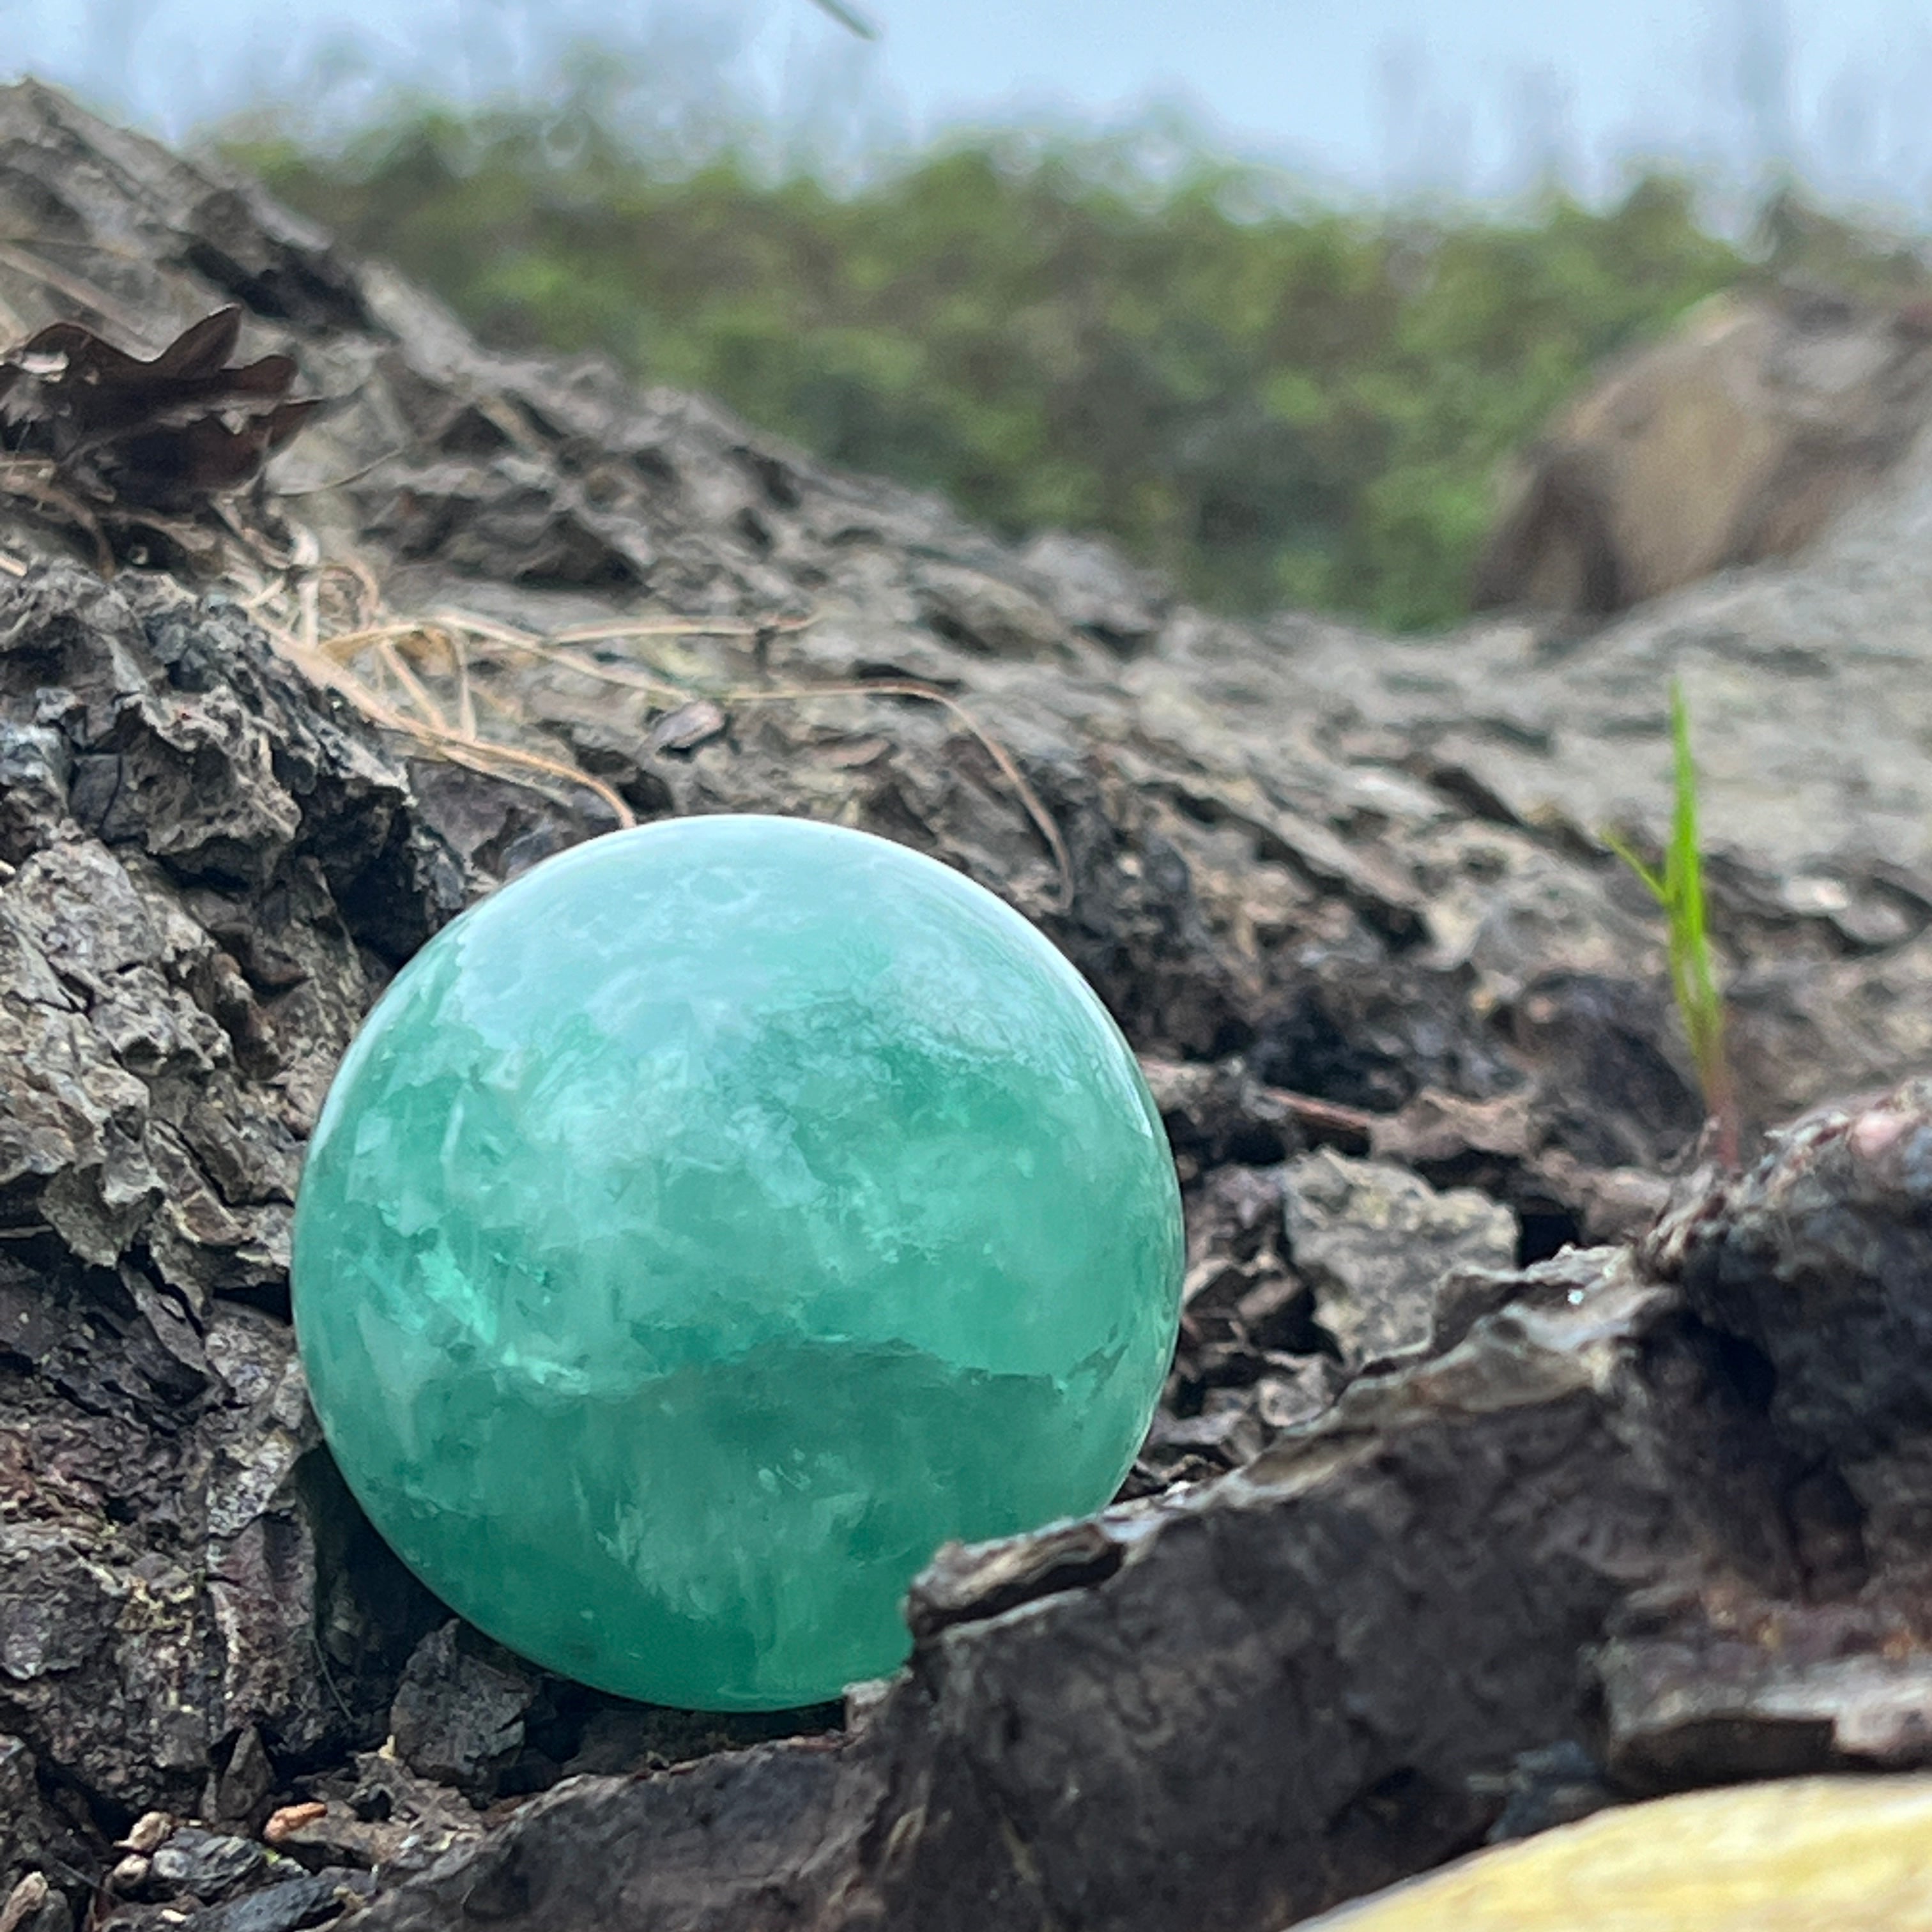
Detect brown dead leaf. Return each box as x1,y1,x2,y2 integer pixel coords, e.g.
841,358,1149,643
0,304,321,533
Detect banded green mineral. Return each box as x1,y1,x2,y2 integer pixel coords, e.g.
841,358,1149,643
291,815,1183,1709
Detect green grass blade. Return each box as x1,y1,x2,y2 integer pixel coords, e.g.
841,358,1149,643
1604,680,1737,1163
1598,826,1666,905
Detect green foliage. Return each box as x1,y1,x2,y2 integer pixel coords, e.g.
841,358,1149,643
1603,683,1738,1163
227,88,1782,627
1748,184,1932,306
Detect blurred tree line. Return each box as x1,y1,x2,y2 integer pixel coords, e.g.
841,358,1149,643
228,81,1932,630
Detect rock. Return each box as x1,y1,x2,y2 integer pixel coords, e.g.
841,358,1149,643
148,1839,264,1901
911,560,1070,659
0,1736,89,1903
211,1728,275,1832
1294,1775,1932,1929
191,1870,373,1932
1598,1599,1932,1790
1018,529,1170,653
105,1857,148,1897
0,1875,68,1932
1476,1740,1612,1843
388,1625,539,1801
1473,288,1932,616
554,1704,846,1783
1646,1075,1932,1575
1283,1150,1521,1365
1253,1355,1347,1431
145,1830,265,1900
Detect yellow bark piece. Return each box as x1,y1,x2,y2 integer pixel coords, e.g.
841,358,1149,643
1303,1776,1932,1931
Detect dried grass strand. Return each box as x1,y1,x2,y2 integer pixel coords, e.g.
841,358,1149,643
552,615,815,643
506,633,1073,909
273,448,406,497
252,574,1069,907
452,630,477,739
0,241,151,341
732,678,1074,910
260,616,635,827
0,459,113,573
376,636,447,731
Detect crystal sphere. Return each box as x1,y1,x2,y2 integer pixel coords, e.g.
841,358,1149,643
291,815,1183,1709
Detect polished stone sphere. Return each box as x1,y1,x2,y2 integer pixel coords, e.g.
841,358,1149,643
291,815,1183,1709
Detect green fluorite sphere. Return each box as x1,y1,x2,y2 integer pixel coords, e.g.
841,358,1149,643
292,815,1182,1710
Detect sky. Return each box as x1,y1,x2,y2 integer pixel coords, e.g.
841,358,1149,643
6,0,1932,210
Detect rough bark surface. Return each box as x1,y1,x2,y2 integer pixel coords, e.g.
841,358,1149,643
342,1237,1866,1932
0,566,458,1828
3,77,1932,1932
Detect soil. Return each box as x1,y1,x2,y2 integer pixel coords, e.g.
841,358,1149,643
3,77,1932,1932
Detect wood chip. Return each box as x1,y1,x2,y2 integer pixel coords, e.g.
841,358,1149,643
263,1800,328,1845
